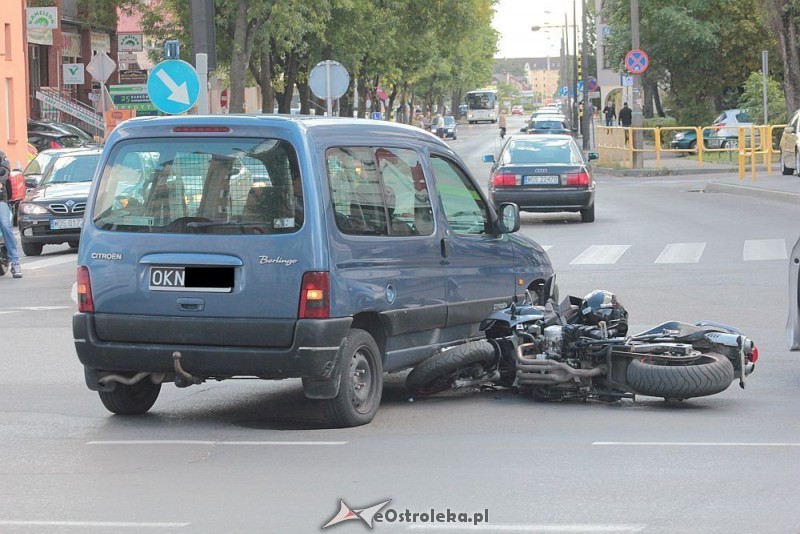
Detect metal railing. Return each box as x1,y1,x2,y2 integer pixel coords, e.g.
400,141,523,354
594,123,785,179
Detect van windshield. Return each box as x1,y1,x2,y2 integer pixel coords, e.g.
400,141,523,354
93,137,303,235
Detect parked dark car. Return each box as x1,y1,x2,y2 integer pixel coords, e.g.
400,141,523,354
18,148,102,256
484,134,598,222
71,115,555,427
27,131,86,153
27,119,95,144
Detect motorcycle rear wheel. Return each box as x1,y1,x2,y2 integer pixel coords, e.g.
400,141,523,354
626,352,734,400
406,340,496,396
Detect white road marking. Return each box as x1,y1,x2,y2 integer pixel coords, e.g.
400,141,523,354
593,442,800,447
743,238,787,261
24,255,78,270
407,525,646,532
569,245,630,265
654,242,706,264
0,521,189,528
87,440,348,446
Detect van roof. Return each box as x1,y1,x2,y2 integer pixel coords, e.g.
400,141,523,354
109,114,450,148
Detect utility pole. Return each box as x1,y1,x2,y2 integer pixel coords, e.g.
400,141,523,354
631,0,643,168
571,6,578,133
581,0,590,149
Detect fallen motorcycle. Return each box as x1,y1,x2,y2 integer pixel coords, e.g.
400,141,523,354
406,278,758,402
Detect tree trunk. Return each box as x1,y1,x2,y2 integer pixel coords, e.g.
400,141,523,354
761,0,800,116
228,0,263,114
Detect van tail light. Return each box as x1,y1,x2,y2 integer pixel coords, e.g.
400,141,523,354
299,272,330,319
491,173,518,187
77,266,94,313
566,172,590,186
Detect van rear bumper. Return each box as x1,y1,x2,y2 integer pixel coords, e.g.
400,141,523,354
73,313,352,382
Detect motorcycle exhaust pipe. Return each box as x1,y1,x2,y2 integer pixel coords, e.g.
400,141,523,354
516,359,605,385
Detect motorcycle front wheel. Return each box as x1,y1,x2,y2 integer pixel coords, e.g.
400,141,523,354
626,352,734,400
406,340,496,396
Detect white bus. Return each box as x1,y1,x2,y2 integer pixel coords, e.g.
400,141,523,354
465,89,499,124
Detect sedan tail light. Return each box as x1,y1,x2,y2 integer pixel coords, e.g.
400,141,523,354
565,172,590,186
491,173,518,187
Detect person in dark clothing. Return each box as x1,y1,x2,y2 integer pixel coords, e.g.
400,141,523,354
602,103,616,128
618,102,633,145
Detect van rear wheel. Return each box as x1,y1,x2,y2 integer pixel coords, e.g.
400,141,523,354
321,329,383,428
99,378,161,415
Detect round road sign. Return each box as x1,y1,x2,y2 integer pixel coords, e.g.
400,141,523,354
309,60,350,100
625,49,649,74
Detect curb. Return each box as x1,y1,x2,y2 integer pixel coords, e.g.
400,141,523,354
704,181,800,204
594,166,737,177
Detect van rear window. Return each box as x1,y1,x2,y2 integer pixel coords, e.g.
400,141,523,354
93,138,302,235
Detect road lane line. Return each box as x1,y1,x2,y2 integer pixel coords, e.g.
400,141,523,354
87,440,348,446
654,242,706,264
0,521,189,528
593,442,800,446
24,255,78,270
570,245,630,265
743,238,787,261
407,525,646,532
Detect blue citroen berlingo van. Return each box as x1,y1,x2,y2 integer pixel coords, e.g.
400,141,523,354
73,115,553,427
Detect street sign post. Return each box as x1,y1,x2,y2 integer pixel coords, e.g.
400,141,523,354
309,60,350,116
147,60,200,115
86,51,117,136
624,49,649,74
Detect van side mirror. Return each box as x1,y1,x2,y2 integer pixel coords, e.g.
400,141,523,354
482,154,495,163
497,202,520,233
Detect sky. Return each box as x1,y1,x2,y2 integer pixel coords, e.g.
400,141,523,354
492,0,580,59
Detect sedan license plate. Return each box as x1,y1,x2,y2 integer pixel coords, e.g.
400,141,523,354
50,218,83,230
523,175,560,185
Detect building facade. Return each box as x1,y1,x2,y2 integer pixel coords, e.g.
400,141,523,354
1,1,29,168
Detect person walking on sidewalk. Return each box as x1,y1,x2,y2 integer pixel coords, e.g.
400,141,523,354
499,109,507,138
603,103,616,132
0,151,21,278
618,102,632,145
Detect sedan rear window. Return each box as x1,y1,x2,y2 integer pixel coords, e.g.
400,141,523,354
93,138,302,235
504,139,582,165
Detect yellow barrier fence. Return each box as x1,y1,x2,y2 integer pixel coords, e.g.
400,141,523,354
594,123,785,180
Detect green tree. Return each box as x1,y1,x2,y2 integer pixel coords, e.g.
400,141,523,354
759,0,800,117
738,71,787,124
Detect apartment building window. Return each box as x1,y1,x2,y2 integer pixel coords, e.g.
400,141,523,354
3,23,11,60
5,78,16,143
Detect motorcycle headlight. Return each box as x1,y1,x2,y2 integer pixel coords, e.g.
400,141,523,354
21,203,49,215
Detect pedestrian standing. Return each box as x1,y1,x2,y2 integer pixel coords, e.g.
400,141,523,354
499,109,507,138
618,102,632,145
435,113,445,138
0,150,21,278
603,102,616,128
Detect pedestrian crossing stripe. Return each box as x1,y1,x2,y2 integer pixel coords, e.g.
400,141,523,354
540,239,788,265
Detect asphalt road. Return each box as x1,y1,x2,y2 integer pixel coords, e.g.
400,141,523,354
1,117,799,533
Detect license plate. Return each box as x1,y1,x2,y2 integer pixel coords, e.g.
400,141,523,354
50,218,83,230
149,266,186,290
523,175,560,185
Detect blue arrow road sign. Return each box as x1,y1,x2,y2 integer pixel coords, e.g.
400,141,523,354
147,60,200,114
577,81,584,92
560,86,569,96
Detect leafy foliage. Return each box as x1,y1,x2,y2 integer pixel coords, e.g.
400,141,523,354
738,71,787,124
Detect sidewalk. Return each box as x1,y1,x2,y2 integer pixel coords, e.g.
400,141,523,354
593,152,800,205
